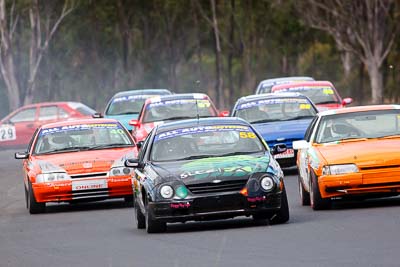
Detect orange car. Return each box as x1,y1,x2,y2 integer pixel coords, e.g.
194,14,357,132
293,105,400,210
15,118,138,214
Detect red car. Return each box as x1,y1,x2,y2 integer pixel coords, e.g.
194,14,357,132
0,102,96,149
271,81,353,111
130,93,225,142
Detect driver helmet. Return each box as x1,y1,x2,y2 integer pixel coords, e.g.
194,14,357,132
47,134,72,149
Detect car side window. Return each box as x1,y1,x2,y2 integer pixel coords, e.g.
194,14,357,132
39,106,58,121
9,108,36,123
58,107,70,119
138,130,153,162
304,116,318,141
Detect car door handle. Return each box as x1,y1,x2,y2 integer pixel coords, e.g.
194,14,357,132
26,123,34,128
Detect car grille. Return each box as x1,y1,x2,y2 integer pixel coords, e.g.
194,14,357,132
72,188,109,200
70,172,108,179
187,180,247,195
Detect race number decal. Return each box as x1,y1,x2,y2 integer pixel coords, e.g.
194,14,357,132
239,132,256,138
0,125,16,141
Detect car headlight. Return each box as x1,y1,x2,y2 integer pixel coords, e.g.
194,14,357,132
322,164,359,175
160,185,174,199
175,185,188,199
110,167,132,176
36,172,71,183
260,176,275,191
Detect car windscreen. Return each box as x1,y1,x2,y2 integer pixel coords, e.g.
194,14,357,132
273,86,340,105
143,99,217,123
105,95,156,116
235,97,317,123
34,122,133,154
151,125,265,162
315,109,400,143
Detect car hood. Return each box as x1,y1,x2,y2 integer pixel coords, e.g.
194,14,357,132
104,114,139,130
253,119,312,143
316,139,400,167
150,154,271,186
32,148,137,175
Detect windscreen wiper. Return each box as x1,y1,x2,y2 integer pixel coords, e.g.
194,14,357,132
163,116,195,121
88,143,133,150
316,101,338,105
285,115,314,121
38,147,82,155
251,119,276,124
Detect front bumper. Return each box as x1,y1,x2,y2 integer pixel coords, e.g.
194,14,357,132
32,177,133,203
147,191,282,223
319,170,400,198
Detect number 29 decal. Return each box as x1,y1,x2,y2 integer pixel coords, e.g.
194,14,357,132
0,125,16,141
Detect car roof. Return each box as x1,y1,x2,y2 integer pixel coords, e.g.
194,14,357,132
155,117,249,133
319,105,400,116
40,118,120,129
271,81,334,91
235,92,309,104
14,101,85,109
144,93,211,104
258,76,314,85
112,89,171,98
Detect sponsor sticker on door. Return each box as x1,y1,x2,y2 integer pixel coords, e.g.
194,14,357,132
72,179,108,191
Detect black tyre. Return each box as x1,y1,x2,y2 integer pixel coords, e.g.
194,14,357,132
124,196,134,207
252,212,269,222
134,200,146,229
145,202,166,233
28,182,45,214
299,176,310,206
269,185,290,225
310,171,331,210
24,184,29,209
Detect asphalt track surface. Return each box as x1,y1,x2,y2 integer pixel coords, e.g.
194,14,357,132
1,149,399,267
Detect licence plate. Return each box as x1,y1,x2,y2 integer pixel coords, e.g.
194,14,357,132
274,148,294,159
72,179,108,191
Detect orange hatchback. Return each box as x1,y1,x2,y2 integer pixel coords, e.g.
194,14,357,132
15,119,138,214
293,105,400,210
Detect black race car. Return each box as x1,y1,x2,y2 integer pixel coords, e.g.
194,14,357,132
126,117,289,233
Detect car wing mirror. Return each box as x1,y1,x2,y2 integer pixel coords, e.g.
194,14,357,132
125,158,143,168
92,112,103,118
292,140,309,150
129,119,140,127
219,110,230,117
15,151,29,159
271,143,287,155
342,98,353,106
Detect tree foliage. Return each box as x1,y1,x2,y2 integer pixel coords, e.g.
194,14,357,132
0,0,399,117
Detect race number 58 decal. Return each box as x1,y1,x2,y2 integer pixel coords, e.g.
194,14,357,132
239,132,256,138
0,125,16,141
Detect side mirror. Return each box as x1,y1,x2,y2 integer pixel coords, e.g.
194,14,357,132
136,141,144,149
129,119,140,127
15,151,29,159
92,112,103,118
342,98,353,106
271,143,287,155
125,158,143,168
219,110,230,117
292,140,309,150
